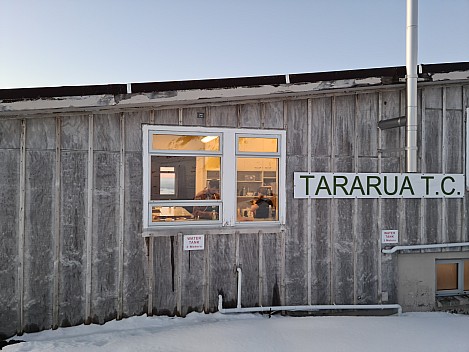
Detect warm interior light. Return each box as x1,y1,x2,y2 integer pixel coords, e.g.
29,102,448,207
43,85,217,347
201,135,217,143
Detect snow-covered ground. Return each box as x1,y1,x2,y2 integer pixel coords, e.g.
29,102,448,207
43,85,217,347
5,311,469,352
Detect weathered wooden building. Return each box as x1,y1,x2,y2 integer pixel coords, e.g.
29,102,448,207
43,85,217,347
1,62,469,339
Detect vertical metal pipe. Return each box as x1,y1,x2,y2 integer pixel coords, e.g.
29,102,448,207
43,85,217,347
307,98,312,305
406,0,418,172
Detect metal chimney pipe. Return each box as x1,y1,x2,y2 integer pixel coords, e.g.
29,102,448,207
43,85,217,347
406,0,418,172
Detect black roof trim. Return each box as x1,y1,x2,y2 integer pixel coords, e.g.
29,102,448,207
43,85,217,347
0,84,127,102
289,66,406,84
130,75,286,94
420,62,469,74
0,62,468,102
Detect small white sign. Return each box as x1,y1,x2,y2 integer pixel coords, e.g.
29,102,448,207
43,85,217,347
382,230,398,244
183,235,205,251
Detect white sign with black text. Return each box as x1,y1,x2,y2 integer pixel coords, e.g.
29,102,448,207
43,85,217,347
382,230,399,244
294,173,465,199
183,235,205,251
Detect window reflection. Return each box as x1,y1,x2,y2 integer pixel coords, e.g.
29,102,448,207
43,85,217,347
465,261,469,291
436,263,458,291
238,137,278,153
151,205,220,223
151,156,220,201
152,134,220,151
236,157,278,222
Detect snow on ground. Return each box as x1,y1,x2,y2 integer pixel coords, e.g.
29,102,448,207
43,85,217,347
5,312,469,352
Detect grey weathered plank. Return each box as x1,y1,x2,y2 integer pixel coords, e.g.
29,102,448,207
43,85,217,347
123,153,147,316
424,199,440,244
239,103,261,128
59,151,87,327
403,199,421,245
334,95,355,157
91,152,120,323
263,101,284,129
180,247,205,315
208,233,237,310
311,198,332,304
94,113,120,152
335,157,353,173
355,198,378,304
355,158,379,303
445,110,463,173
381,253,398,303
182,107,205,127
423,109,442,173
463,85,469,109
446,199,462,243
445,85,463,110
259,233,282,306
238,234,259,307
23,151,55,332
123,111,151,152
26,118,56,150
155,108,179,125
380,157,401,173
332,198,354,304
380,90,403,159
61,115,89,151
356,93,378,157
153,236,177,315
0,119,21,149
311,157,331,172
284,155,307,305
311,97,332,157
286,100,308,156
424,87,443,109
0,149,19,338
209,105,237,128
381,195,400,303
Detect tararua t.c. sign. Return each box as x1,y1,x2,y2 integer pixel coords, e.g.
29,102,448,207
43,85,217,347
294,173,465,199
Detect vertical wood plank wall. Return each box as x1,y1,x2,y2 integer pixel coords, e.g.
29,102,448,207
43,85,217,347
0,83,468,338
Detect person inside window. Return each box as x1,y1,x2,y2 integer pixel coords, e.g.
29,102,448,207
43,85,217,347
193,179,220,219
250,193,274,219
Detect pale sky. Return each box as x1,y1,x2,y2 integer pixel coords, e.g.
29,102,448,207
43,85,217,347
0,0,468,89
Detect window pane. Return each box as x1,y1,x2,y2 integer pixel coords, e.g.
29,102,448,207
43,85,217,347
152,134,220,151
151,156,220,200
151,205,220,223
236,157,278,222
160,169,175,195
465,261,469,291
436,263,458,291
238,137,278,153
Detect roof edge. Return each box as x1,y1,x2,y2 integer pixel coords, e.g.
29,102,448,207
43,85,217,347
0,62,468,102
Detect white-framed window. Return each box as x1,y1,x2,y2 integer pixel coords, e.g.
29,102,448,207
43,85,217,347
435,259,469,296
142,125,286,229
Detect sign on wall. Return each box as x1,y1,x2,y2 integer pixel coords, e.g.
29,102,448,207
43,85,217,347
294,173,464,199
183,235,205,251
382,230,399,244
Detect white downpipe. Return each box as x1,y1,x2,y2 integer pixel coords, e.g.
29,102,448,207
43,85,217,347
219,268,402,315
382,242,469,254
236,267,242,309
406,0,418,172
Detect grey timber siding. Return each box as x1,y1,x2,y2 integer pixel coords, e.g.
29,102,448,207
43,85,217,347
0,79,469,338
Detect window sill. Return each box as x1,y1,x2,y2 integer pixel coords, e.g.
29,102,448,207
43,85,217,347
142,223,285,237
436,294,469,310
